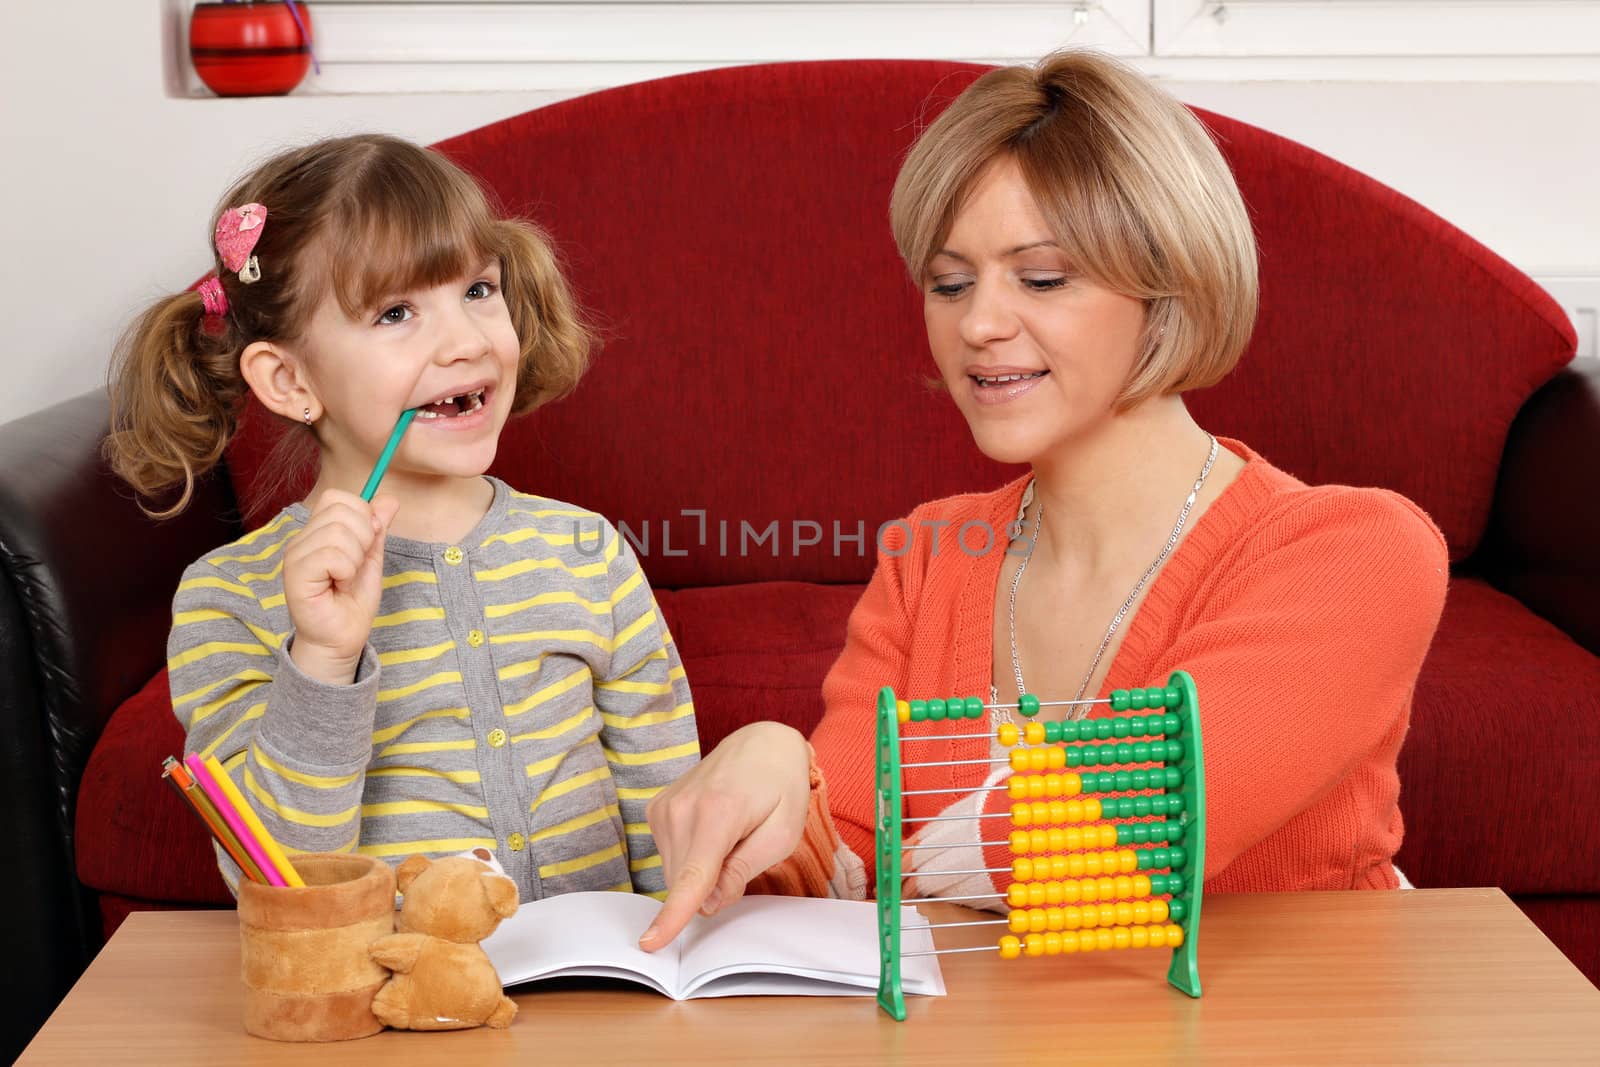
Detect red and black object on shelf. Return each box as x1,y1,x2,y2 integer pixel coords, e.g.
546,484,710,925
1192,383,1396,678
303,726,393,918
189,1,315,97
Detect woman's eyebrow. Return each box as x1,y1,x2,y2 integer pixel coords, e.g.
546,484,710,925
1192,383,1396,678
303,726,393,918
932,240,1062,265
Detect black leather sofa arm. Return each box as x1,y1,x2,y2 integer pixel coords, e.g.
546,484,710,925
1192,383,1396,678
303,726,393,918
0,387,240,1060
1474,360,1600,656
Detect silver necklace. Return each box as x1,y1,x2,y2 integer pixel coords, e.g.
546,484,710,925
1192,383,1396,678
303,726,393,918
992,434,1219,723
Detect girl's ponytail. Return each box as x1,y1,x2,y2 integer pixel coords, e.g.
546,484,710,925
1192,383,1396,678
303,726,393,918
104,287,248,518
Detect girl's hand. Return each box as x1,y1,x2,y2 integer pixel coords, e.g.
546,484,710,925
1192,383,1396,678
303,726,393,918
282,490,399,685
639,721,811,950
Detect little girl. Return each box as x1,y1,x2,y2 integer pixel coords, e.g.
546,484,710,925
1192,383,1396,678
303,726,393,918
106,134,706,904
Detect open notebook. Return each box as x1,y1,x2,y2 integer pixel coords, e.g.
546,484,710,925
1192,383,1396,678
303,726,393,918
481,891,946,1000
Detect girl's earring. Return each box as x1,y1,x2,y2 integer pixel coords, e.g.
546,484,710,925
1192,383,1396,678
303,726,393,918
303,407,314,425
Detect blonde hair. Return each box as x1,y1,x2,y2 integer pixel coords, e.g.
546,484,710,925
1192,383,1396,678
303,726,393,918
105,134,592,517
890,50,1258,408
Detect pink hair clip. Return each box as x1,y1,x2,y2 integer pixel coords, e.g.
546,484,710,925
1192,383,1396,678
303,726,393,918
215,202,267,284
197,274,228,336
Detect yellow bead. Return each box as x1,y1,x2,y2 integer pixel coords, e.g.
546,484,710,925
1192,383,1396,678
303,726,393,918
1048,747,1066,770
1100,877,1119,901
1034,801,1053,824
1148,925,1168,948
1063,773,1082,797
1010,750,1029,772
1083,853,1103,877
1045,907,1065,931
1010,830,1030,854
1064,827,1082,851
1060,931,1079,953
1095,929,1114,952
1083,798,1100,819
1066,854,1086,878
1119,849,1139,873
1077,930,1097,954
1113,927,1131,950
1011,802,1032,827
1115,902,1133,926
1166,924,1184,947
897,700,911,724
1024,722,1045,745
1116,876,1136,899
1132,901,1150,925
1044,932,1063,955
999,935,1022,960
1029,910,1047,933
1028,883,1046,907
1150,899,1169,923
1028,776,1047,799
1131,926,1149,948
1048,828,1068,852
1008,910,1030,934
999,722,1019,747
1014,858,1034,881
1056,880,1077,904
1030,829,1048,853
1009,883,1029,908
1009,777,1028,800
1062,907,1082,930
1078,904,1098,928
1099,904,1117,928
1025,934,1045,957
1099,824,1118,848
1044,774,1063,797
1060,800,1081,823
1132,875,1151,897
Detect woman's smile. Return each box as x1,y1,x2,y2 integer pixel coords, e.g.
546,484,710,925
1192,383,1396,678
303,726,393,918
968,366,1051,406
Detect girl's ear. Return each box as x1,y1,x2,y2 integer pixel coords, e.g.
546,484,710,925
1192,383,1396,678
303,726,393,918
239,339,320,423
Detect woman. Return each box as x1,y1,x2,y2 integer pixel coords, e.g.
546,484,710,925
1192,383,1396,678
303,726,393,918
641,49,1447,946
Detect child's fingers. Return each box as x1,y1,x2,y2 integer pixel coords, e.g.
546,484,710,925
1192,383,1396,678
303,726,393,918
302,500,380,553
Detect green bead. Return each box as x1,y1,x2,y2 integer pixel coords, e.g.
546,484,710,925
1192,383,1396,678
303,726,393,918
1130,687,1148,710
1136,851,1152,871
926,699,946,720
1165,686,1182,708
1169,846,1187,870
1166,739,1183,761
1168,898,1187,922
1129,770,1149,790
962,696,981,719
1166,795,1184,815
1043,722,1062,744
1167,873,1185,895
1110,690,1130,711
1111,717,1130,739
1096,721,1113,740
1065,747,1081,767
1164,767,1183,789
1019,694,1041,717
1166,820,1184,842
1150,848,1171,869
1149,873,1169,895
1115,742,1133,763
1114,771,1133,791
1164,713,1181,735
908,700,927,722
949,697,965,718
1132,742,1150,762
1127,715,1145,737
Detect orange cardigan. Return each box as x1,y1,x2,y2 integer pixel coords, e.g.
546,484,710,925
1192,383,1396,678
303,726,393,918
803,439,1449,895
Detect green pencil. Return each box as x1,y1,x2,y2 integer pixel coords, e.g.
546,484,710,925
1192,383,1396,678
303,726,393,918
360,408,417,502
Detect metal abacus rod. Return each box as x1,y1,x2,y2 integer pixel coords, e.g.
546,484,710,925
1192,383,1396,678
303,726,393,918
874,672,1207,1022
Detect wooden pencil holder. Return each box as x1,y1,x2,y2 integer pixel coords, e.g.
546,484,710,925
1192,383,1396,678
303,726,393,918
236,853,397,1041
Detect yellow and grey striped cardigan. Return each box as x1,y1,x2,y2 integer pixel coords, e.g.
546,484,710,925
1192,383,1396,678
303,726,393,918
169,478,698,902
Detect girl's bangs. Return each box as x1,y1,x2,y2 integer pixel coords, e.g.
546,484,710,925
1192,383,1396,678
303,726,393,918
321,170,501,320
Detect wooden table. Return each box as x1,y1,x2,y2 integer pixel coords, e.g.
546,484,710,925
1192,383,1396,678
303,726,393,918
20,888,1600,1065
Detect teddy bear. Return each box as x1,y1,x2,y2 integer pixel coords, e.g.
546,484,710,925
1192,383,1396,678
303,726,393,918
368,850,521,1030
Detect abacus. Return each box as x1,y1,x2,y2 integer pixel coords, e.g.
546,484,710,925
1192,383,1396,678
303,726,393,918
874,671,1206,1021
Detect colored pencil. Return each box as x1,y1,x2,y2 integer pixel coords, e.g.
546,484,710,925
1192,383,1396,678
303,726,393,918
199,753,306,888
184,754,290,887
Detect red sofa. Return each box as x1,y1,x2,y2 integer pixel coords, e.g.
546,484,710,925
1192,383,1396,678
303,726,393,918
2,58,1595,1058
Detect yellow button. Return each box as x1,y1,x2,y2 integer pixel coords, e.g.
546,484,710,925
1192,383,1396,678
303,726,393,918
443,546,464,565
467,629,485,648
507,833,525,852
488,728,507,748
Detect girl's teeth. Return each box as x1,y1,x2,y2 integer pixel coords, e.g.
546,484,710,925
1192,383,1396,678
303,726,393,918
977,372,1045,385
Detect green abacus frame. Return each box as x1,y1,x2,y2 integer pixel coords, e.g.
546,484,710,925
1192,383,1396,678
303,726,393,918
874,670,1207,1021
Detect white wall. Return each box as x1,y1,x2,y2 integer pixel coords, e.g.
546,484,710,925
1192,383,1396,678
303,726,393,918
1,4,1595,428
